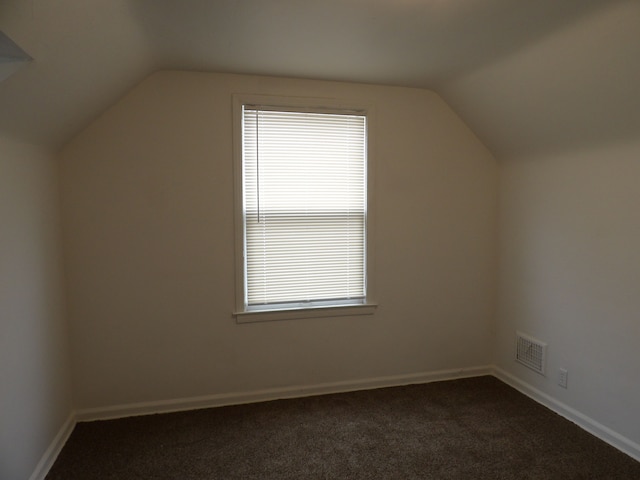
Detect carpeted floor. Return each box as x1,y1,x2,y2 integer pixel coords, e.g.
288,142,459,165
46,376,640,479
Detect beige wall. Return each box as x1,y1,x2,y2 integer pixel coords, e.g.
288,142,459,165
0,136,72,480
496,140,640,446
60,71,498,409
7,65,638,474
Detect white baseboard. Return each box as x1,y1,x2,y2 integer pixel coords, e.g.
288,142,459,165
30,367,490,479
28,412,76,480
32,366,639,480
75,365,492,422
492,366,640,463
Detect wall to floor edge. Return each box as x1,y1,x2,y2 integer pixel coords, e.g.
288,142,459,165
494,367,640,462
33,365,639,479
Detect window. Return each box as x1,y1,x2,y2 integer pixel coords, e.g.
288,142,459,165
233,95,376,322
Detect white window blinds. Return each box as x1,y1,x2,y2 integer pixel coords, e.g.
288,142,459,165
242,107,367,309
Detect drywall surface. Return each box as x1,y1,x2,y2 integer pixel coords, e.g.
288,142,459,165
0,0,155,148
60,71,498,409
0,137,72,480
496,140,640,446
441,1,640,159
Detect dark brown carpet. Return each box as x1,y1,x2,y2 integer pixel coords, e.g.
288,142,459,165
46,376,640,479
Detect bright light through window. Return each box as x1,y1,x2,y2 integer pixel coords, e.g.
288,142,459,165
241,107,367,310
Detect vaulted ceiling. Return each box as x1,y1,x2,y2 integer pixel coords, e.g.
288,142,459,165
1,0,638,158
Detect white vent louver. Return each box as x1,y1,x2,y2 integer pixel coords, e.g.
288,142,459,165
515,332,547,375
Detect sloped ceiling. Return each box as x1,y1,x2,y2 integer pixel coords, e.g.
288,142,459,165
442,0,640,158
0,0,637,158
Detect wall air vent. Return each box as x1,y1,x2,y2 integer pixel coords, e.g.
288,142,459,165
515,331,547,375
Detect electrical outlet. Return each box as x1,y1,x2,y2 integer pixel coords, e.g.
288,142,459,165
559,368,568,389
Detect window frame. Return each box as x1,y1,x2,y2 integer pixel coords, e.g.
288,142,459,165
232,94,377,323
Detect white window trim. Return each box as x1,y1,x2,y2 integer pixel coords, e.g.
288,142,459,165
232,94,377,323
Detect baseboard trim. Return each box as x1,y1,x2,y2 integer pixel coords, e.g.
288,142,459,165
32,366,639,479
492,366,640,463
76,365,492,422
28,412,76,480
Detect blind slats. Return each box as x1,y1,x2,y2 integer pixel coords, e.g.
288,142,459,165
243,108,367,307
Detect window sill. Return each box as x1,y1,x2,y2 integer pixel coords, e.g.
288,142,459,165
234,303,377,324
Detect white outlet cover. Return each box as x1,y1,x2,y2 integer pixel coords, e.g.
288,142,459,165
559,368,568,388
